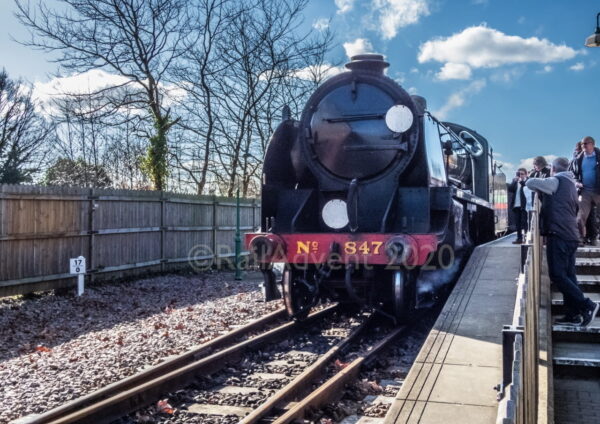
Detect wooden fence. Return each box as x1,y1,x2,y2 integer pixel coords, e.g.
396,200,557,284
0,184,260,297
496,196,552,424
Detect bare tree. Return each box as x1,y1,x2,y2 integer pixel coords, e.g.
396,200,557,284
171,0,334,197
0,69,51,184
15,0,189,190
48,88,149,189
169,0,232,194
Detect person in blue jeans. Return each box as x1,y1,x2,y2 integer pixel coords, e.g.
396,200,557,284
526,157,599,326
571,136,600,245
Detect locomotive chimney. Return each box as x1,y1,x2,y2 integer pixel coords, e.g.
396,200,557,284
345,54,389,74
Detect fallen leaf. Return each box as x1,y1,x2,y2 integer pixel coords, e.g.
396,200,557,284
174,323,185,330
334,359,349,370
35,345,51,353
157,399,174,414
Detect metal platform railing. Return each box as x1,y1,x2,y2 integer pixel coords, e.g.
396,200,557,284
496,196,546,424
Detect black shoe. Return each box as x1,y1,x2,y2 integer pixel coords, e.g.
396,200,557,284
590,239,597,247
512,238,523,245
555,314,583,326
581,302,600,327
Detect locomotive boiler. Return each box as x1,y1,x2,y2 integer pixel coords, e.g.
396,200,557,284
246,54,506,321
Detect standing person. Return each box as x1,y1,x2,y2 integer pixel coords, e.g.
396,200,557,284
526,157,599,326
571,136,600,245
570,140,597,244
569,141,583,169
529,156,551,179
508,168,529,244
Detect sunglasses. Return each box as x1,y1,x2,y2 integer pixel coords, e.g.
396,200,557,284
583,142,594,145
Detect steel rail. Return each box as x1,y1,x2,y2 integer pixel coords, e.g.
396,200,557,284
20,306,336,424
273,325,406,424
240,311,374,424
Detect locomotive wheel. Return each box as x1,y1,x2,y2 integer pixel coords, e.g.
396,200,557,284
393,270,414,322
282,268,316,320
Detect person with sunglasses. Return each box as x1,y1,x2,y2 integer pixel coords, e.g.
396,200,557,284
571,136,600,245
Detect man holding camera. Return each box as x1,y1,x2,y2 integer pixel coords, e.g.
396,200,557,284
509,168,530,244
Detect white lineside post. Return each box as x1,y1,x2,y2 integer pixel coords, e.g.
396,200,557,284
70,256,86,296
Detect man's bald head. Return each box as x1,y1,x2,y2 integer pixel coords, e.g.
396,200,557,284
582,136,596,154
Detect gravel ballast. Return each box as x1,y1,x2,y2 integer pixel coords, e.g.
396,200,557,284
0,272,280,423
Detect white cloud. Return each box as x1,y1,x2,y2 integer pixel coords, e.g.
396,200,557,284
536,65,553,74
434,79,486,119
418,25,578,72
291,64,345,81
313,18,330,31
335,0,355,14
436,62,472,80
570,62,585,71
517,16,526,24
32,69,186,116
343,38,374,58
490,67,525,83
33,69,130,102
410,67,419,73
407,86,418,94
372,0,430,40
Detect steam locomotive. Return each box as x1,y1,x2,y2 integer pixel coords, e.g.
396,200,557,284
246,54,507,320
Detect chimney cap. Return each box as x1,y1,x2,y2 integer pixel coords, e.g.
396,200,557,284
345,53,389,74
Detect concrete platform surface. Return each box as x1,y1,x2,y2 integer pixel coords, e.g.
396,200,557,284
384,235,520,424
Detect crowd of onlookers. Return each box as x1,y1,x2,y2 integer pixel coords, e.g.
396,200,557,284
509,137,600,246
509,137,600,327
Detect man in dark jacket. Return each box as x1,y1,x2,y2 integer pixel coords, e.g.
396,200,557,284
571,136,600,244
527,157,599,326
508,168,529,244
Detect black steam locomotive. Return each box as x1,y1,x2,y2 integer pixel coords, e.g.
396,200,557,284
246,54,507,320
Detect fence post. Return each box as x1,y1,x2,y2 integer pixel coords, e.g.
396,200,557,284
252,199,257,231
212,195,217,268
235,190,242,280
160,191,166,272
88,188,95,284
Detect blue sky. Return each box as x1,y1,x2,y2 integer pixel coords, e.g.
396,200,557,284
1,0,599,174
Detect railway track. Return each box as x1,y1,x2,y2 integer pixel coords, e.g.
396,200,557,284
18,303,437,424
15,306,317,424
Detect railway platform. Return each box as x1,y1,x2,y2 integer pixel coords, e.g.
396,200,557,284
384,201,600,424
384,235,520,424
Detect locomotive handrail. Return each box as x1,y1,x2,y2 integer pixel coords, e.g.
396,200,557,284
430,112,475,157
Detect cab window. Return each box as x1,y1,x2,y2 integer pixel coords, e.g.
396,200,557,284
423,113,447,186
